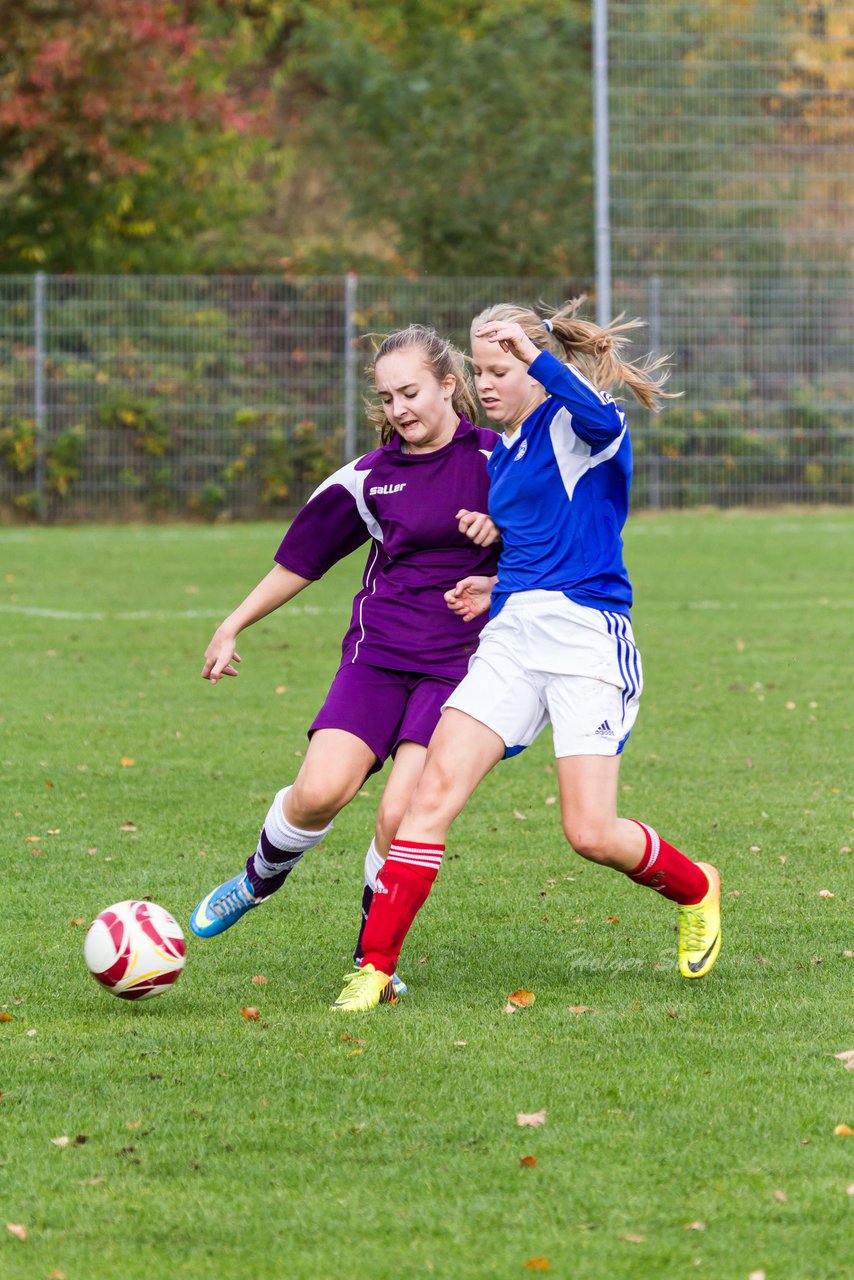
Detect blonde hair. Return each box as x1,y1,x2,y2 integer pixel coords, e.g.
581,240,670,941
471,295,677,412
365,325,479,444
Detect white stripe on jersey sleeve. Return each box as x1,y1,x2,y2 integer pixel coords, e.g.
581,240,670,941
306,458,383,542
548,407,627,502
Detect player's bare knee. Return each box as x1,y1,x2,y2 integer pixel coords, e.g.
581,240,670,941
289,774,349,825
564,822,612,864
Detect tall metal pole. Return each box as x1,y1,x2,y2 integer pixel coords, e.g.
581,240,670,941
343,272,358,460
34,271,47,518
593,0,612,326
648,274,662,510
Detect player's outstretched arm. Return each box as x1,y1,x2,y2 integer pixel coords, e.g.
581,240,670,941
202,564,312,684
445,575,497,623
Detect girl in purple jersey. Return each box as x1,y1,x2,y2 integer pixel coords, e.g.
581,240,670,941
189,325,499,993
333,299,722,1012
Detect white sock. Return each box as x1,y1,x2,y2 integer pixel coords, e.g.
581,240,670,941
252,786,333,880
364,837,385,892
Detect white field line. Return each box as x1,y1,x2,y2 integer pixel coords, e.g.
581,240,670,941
0,604,341,622
0,599,852,624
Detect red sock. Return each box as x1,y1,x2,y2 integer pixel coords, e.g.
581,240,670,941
626,821,709,905
360,840,444,975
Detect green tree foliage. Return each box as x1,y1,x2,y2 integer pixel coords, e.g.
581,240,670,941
0,0,593,275
273,0,593,274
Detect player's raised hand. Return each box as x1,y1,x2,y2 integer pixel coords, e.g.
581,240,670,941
456,508,501,546
444,575,496,623
472,321,540,366
202,629,242,684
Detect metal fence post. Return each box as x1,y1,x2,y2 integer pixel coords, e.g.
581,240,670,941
344,272,358,460
593,0,612,327
33,271,47,519
648,273,662,510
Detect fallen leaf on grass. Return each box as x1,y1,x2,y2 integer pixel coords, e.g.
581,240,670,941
683,1221,706,1231
834,1124,853,1136
773,1189,787,1203
606,915,620,924
240,1007,261,1021
516,1109,547,1128
342,1033,366,1045
507,989,535,1008
620,1233,646,1243
666,1010,682,1019
251,975,268,986
25,836,40,843
48,1270,66,1279
79,1177,105,1186
545,796,556,805
519,1155,538,1168
847,1184,854,1197
754,955,769,965
119,822,137,833
275,685,287,695
567,1006,594,1015
513,809,527,820
502,1002,517,1015
70,917,84,927
452,1040,467,1047
51,1136,71,1148
524,1258,550,1271
348,1049,363,1057
749,1272,766,1280
6,1223,27,1241
819,888,835,899
833,1050,854,1069
0,1012,12,1023
120,757,135,768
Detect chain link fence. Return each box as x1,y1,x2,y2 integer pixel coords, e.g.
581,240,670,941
0,274,591,521
1,268,851,520
608,0,854,506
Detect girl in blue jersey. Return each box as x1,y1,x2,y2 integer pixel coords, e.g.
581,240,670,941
333,298,721,1012
189,326,499,995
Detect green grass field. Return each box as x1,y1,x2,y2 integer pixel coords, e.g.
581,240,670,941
2,512,854,1280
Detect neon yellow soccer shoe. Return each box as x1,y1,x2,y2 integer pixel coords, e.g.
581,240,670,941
678,862,721,978
331,964,398,1012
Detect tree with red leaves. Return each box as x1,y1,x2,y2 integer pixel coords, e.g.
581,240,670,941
0,0,269,270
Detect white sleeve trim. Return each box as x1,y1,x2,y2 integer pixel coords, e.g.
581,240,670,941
549,407,627,502
308,458,383,543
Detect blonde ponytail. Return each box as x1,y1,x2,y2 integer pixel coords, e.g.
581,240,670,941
471,296,678,412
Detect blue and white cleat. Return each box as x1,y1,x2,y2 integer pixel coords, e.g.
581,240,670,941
190,870,261,938
390,972,408,997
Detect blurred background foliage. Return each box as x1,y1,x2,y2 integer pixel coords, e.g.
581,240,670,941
0,0,592,276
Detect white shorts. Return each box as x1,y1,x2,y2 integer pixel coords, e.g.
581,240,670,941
444,590,643,758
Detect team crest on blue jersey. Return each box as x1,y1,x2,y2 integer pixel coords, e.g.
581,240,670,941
514,439,528,462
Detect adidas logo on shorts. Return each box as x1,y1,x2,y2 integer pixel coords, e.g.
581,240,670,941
595,720,615,737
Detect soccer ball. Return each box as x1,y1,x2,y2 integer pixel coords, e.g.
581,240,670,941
84,899,186,1000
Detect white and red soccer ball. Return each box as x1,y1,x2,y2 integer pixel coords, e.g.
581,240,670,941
84,900,185,1000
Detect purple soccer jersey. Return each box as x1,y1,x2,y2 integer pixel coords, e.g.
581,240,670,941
274,417,499,678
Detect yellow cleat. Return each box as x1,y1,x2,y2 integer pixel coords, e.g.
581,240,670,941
331,964,398,1012
678,862,721,978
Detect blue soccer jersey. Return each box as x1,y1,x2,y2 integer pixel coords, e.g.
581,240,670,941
487,350,633,618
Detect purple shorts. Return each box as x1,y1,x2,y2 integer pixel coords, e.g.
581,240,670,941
309,663,458,772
